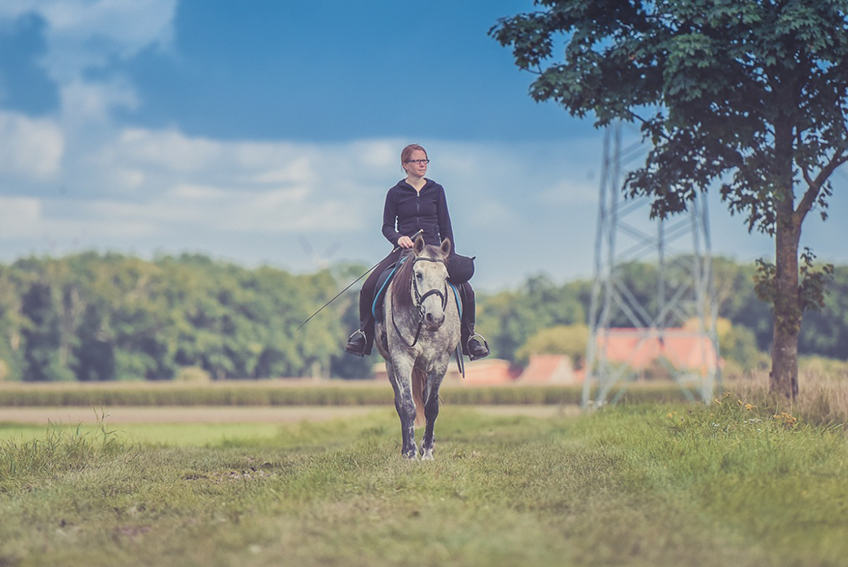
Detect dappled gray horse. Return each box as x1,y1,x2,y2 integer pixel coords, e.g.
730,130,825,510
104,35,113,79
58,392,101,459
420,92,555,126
375,235,460,460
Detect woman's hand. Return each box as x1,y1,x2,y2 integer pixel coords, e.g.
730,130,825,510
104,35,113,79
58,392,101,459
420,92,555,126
397,235,414,249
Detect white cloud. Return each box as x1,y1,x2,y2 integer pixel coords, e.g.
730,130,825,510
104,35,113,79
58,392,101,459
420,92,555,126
158,182,354,234
40,0,175,45
18,0,176,80
170,183,235,201
0,111,64,180
46,179,362,243
60,78,139,125
112,168,145,190
0,196,41,237
1,0,177,122
351,139,399,170
0,195,104,243
0,125,382,246
112,128,224,173
86,199,187,229
247,158,316,185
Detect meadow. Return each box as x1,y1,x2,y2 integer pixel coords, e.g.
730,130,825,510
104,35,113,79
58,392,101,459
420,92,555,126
1,375,847,567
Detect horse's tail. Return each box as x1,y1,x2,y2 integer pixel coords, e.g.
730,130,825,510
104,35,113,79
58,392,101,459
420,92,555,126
412,367,426,428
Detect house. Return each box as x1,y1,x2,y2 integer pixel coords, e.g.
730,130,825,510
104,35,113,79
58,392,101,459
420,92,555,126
457,358,520,385
517,354,578,384
597,327,719,376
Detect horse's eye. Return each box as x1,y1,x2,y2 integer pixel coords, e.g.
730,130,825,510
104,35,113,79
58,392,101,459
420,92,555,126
416,272,423,281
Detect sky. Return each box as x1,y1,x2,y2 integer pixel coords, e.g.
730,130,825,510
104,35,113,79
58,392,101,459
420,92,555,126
0,0,846,292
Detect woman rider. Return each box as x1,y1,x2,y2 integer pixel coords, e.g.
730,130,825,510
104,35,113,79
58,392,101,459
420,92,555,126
345,143,490,360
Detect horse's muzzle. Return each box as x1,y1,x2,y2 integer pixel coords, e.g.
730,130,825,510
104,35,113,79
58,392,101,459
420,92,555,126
424,310,445,331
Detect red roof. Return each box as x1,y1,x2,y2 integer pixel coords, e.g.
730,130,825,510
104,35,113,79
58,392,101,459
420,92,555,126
598,328,718,373
460,358,519,385
518,354,578,384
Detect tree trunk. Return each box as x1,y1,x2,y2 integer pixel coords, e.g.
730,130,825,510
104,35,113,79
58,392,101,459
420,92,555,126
770,121,801,401
770,192,802,400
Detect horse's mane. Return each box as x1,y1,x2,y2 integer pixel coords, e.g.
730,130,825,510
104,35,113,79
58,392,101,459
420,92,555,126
391,250,417,311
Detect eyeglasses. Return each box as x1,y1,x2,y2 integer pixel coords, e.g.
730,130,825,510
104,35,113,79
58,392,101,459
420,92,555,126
405,159,430,165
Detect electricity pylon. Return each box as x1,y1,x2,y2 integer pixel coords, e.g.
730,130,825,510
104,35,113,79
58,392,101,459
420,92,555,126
581,123,720,408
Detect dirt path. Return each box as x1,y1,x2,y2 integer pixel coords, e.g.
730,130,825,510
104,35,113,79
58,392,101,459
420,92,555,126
0,405,579,425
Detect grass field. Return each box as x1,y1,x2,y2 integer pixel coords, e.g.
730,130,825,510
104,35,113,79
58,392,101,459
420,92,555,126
2,394,847,567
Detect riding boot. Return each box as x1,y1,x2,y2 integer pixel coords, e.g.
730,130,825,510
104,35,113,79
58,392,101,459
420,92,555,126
466,333,490,361
461,320,490,360
459,283,490,360
345,316,374,357
345,329,367,357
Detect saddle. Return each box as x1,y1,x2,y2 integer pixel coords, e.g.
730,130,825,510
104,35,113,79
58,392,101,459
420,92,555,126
370,254,463,323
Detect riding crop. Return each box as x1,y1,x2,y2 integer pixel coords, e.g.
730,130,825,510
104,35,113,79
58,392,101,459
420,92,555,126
297,229,424,330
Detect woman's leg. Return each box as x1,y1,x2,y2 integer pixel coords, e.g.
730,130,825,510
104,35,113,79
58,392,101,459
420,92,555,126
346,250,401,356
459,282,489,360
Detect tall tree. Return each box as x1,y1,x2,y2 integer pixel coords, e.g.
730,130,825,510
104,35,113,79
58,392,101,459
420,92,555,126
492,0,847,398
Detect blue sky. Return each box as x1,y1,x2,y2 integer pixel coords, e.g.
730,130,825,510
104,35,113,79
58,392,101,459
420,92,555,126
0,0,846,291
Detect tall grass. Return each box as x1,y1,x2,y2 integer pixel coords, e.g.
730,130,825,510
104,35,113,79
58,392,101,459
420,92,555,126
724,369,848,428
0,410,128,487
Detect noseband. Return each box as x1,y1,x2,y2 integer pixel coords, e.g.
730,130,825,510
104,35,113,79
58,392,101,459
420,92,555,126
391,255,448,348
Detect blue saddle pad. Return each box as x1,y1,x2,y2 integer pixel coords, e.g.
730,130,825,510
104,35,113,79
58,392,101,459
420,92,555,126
372,257,404,321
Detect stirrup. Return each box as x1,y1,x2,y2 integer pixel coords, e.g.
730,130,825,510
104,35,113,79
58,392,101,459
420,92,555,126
345,330,367,357
467,333,490,361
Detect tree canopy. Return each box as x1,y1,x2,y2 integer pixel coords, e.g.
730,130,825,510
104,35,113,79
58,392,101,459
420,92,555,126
0,253,372,382
492,0,848,398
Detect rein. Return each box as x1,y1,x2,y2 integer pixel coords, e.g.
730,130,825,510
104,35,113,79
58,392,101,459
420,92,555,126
391,256,449,348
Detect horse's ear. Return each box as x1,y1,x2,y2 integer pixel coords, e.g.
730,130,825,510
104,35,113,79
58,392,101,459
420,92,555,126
440,238,452,257
413,234,426,254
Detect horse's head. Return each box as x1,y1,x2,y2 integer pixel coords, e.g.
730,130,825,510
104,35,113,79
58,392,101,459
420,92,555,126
410,235,451,331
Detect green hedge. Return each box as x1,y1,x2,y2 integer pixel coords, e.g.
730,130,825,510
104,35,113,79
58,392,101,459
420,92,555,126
0,381,695,407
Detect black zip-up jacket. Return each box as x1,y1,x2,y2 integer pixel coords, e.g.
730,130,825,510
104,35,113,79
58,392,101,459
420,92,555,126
381,178,456,252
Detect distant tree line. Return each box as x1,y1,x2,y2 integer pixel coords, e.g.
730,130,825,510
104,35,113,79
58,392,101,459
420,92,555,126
0,252,371,382
0,252,845,382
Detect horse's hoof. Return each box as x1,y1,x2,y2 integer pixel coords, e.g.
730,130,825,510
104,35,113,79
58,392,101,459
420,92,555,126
420,449,434,461
403,447,418,460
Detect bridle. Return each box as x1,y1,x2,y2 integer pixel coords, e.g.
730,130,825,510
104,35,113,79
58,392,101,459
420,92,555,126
412,257,449,318
392,255,448,348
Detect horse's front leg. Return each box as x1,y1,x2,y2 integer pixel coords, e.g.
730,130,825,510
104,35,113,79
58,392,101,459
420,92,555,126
388,356,418,459
420,357,449,461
